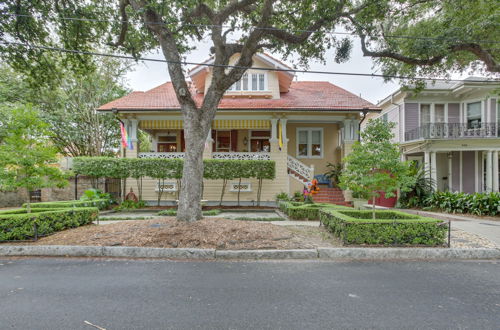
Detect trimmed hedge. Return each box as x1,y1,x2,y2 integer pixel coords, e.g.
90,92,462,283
22,199,110,210
157,209,221,216
279,201,350,220
319,209,447,246
424,191,500,216
0,207,98,241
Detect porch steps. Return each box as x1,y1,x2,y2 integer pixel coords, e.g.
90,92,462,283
312,187,352,207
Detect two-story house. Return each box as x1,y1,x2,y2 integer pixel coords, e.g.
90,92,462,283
375,78,500,193
98,53,379,205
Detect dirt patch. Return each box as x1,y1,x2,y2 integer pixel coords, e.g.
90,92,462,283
7,217,341,250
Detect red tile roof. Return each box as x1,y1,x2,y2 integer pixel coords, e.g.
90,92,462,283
98,81,379,111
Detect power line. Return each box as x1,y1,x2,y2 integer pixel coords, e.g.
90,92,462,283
1,41,499,84
4,12,500,45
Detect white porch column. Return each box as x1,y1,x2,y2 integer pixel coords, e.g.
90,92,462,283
448,152,453,191
280,118,288,144
270,118,278,142
129,119,139,142
493,151,499,192
486,150,493,192
430,152,437,189
203,128,213,159
424,151,431,180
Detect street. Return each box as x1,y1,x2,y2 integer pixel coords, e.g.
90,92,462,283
1,258,499,329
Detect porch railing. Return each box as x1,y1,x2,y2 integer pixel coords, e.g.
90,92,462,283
138,152,185,159
287,155,314,181
212,152,271,161
405,123,499,141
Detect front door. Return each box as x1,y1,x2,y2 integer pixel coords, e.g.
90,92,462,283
157,143,177,152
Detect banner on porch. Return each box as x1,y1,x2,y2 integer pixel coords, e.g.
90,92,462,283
120,122,133,150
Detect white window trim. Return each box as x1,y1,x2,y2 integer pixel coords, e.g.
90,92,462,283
227,72,269,92
296,127,324,159
465,100,483,124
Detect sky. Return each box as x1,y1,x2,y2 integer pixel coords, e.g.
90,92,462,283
125,36,403,105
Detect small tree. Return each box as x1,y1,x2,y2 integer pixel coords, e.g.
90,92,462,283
339,119,415,219
0,105,68,212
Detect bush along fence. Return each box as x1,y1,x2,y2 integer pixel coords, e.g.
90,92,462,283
278,201,350,220
73,157,276,206
0,207,98,241
319,209,449,246
423,191,500,217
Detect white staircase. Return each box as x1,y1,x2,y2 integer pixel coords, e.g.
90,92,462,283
287,155,314,184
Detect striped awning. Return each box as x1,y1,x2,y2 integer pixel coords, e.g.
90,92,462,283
212,119,270,129
140,119,271,130
139,120,183,129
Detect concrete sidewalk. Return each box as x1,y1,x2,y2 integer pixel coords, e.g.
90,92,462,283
398,209,500,246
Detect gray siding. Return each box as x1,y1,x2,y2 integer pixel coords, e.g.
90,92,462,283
404,103,419,139
462,151,475,193
451,151,460,192
448,103,460,123
477,151,483,193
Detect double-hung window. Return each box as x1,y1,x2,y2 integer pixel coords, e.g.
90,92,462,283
228,73,266,91
297,128,323,158
466,102,481,129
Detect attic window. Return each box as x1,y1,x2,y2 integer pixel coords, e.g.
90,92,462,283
228,73,267,91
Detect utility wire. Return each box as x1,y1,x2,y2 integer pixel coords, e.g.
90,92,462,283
4,12,500,45
1,41,498,83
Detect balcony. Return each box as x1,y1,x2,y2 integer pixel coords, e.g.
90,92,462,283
405,123,499,141
138,152,271,160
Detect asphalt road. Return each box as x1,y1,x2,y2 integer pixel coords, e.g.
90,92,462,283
1,258,499,330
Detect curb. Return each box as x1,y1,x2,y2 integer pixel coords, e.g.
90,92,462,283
1,245,500,260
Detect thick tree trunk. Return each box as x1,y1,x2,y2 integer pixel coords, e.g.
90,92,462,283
177,111,208,222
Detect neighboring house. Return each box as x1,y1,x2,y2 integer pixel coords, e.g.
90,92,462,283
98,53,379,205
374,78,500,193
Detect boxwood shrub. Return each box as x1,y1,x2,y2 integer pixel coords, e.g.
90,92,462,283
0,207,98,241
319,209,447,246
22,199,110,210
279,201,350,220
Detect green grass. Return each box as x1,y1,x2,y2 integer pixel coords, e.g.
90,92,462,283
157,209,222,217
230,216,284,221
98,216,154,221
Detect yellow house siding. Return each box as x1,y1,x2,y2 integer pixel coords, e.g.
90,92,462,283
287,122,340,175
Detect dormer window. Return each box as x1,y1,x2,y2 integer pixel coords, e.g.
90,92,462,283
228,73,267,91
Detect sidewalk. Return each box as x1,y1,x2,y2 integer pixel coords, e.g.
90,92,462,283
398,209,500,247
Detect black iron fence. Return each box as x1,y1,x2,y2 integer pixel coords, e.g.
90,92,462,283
405,122,499,141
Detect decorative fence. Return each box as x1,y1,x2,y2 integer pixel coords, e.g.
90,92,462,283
405,123,499,141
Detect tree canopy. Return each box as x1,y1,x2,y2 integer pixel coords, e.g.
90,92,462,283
339,119,415,218
1,0,497,221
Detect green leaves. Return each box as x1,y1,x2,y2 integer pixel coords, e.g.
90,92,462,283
73,157,276,181
424,191,500,216
0,105,69,195
339,118,415,201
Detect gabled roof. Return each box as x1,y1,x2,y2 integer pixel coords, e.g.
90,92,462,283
98,81,379,111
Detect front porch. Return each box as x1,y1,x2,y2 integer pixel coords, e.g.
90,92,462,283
120,115,359,205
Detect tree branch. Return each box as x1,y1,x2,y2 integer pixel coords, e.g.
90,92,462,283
108,0,130,47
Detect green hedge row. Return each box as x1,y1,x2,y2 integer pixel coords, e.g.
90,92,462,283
73,157,275,180
0,207,98,241
21,199,111,210
424,191,500,216
279,201,350,220
319,209,447,246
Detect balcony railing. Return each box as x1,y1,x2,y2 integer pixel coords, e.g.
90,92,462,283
405,123,499,141
212,152,271,160
138,152,185,159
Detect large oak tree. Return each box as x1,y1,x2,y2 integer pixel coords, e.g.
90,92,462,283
0,0,498,221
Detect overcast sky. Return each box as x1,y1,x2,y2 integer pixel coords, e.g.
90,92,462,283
125,39,401,105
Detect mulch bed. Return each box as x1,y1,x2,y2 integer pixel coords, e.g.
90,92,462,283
7,217,341,250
